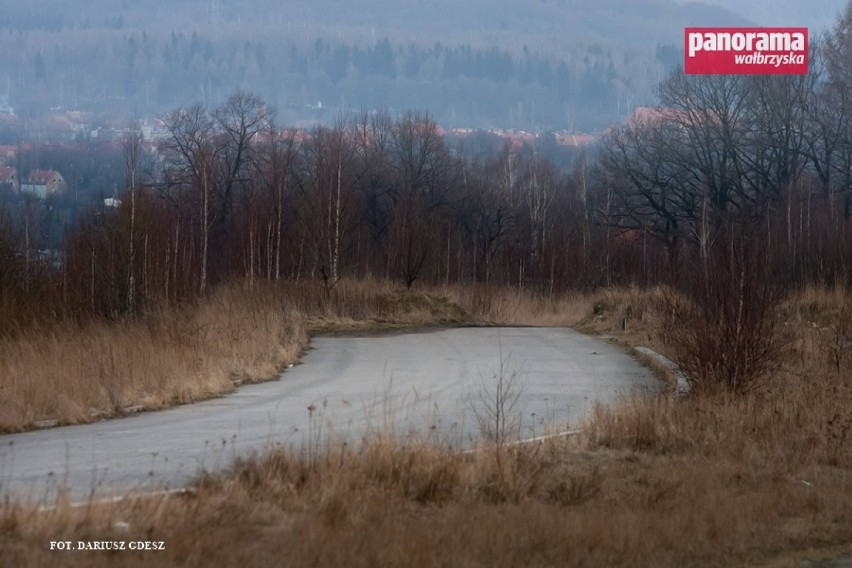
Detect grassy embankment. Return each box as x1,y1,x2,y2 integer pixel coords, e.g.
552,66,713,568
2,281,852,566
0,279,588,432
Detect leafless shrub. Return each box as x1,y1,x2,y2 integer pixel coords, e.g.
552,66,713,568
818,294,852,374
471,341,524,448
659,225,783,394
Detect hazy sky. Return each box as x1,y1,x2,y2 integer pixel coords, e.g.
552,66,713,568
680,0,848,31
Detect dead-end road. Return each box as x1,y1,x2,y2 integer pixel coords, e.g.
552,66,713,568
0,327,660,502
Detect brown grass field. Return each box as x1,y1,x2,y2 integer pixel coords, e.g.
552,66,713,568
2,281,852,566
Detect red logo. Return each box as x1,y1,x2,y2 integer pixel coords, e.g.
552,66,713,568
684,28,808,74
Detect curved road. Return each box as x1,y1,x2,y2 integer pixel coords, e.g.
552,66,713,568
0,327,659,502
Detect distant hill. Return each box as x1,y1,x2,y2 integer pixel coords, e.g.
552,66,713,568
0,0,753,47
0,0,768,132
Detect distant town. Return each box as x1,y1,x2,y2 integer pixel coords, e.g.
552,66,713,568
0,105,593,223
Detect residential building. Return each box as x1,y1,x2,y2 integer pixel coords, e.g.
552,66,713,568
21,169,67,198
0,165,17,192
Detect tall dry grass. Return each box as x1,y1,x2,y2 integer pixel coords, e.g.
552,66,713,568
0,277,605,432
3,426,851,567
441,283,596,327
0,283,303,431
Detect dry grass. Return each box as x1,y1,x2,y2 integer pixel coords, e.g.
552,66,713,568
442,283,596,327
1,277,589,432
3,424,851,567
0,278,478,433
0,283,301,432
2,282,852,566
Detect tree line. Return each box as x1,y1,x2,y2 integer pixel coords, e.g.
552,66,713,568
593,5,852,391
5,5,852,336
57,98,599,319
0,1,669,132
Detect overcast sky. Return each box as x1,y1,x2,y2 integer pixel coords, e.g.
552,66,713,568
680,0,848,31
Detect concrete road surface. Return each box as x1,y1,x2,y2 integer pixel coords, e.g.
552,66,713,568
0,327,659,502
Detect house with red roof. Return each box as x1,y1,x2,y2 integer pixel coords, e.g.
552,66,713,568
0,166,17,192
21,169,67,198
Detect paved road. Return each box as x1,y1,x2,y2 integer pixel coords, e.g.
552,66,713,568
0,327,659,502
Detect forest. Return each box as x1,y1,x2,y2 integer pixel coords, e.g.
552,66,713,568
0,0,752,131
2,0,852,339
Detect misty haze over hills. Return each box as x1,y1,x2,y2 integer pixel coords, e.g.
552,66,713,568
0,0,841,134
681,0,848,29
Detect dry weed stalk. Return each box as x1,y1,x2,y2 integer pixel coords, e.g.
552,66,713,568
470,337,525,449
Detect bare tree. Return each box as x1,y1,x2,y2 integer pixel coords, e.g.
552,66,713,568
260,126,297,281
213,90,271,244
123,124,142,314
352,109,398,273
295,120,357,290
161,103,216,295
521,152,556,264
597,109,695,272
390,111,453,287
